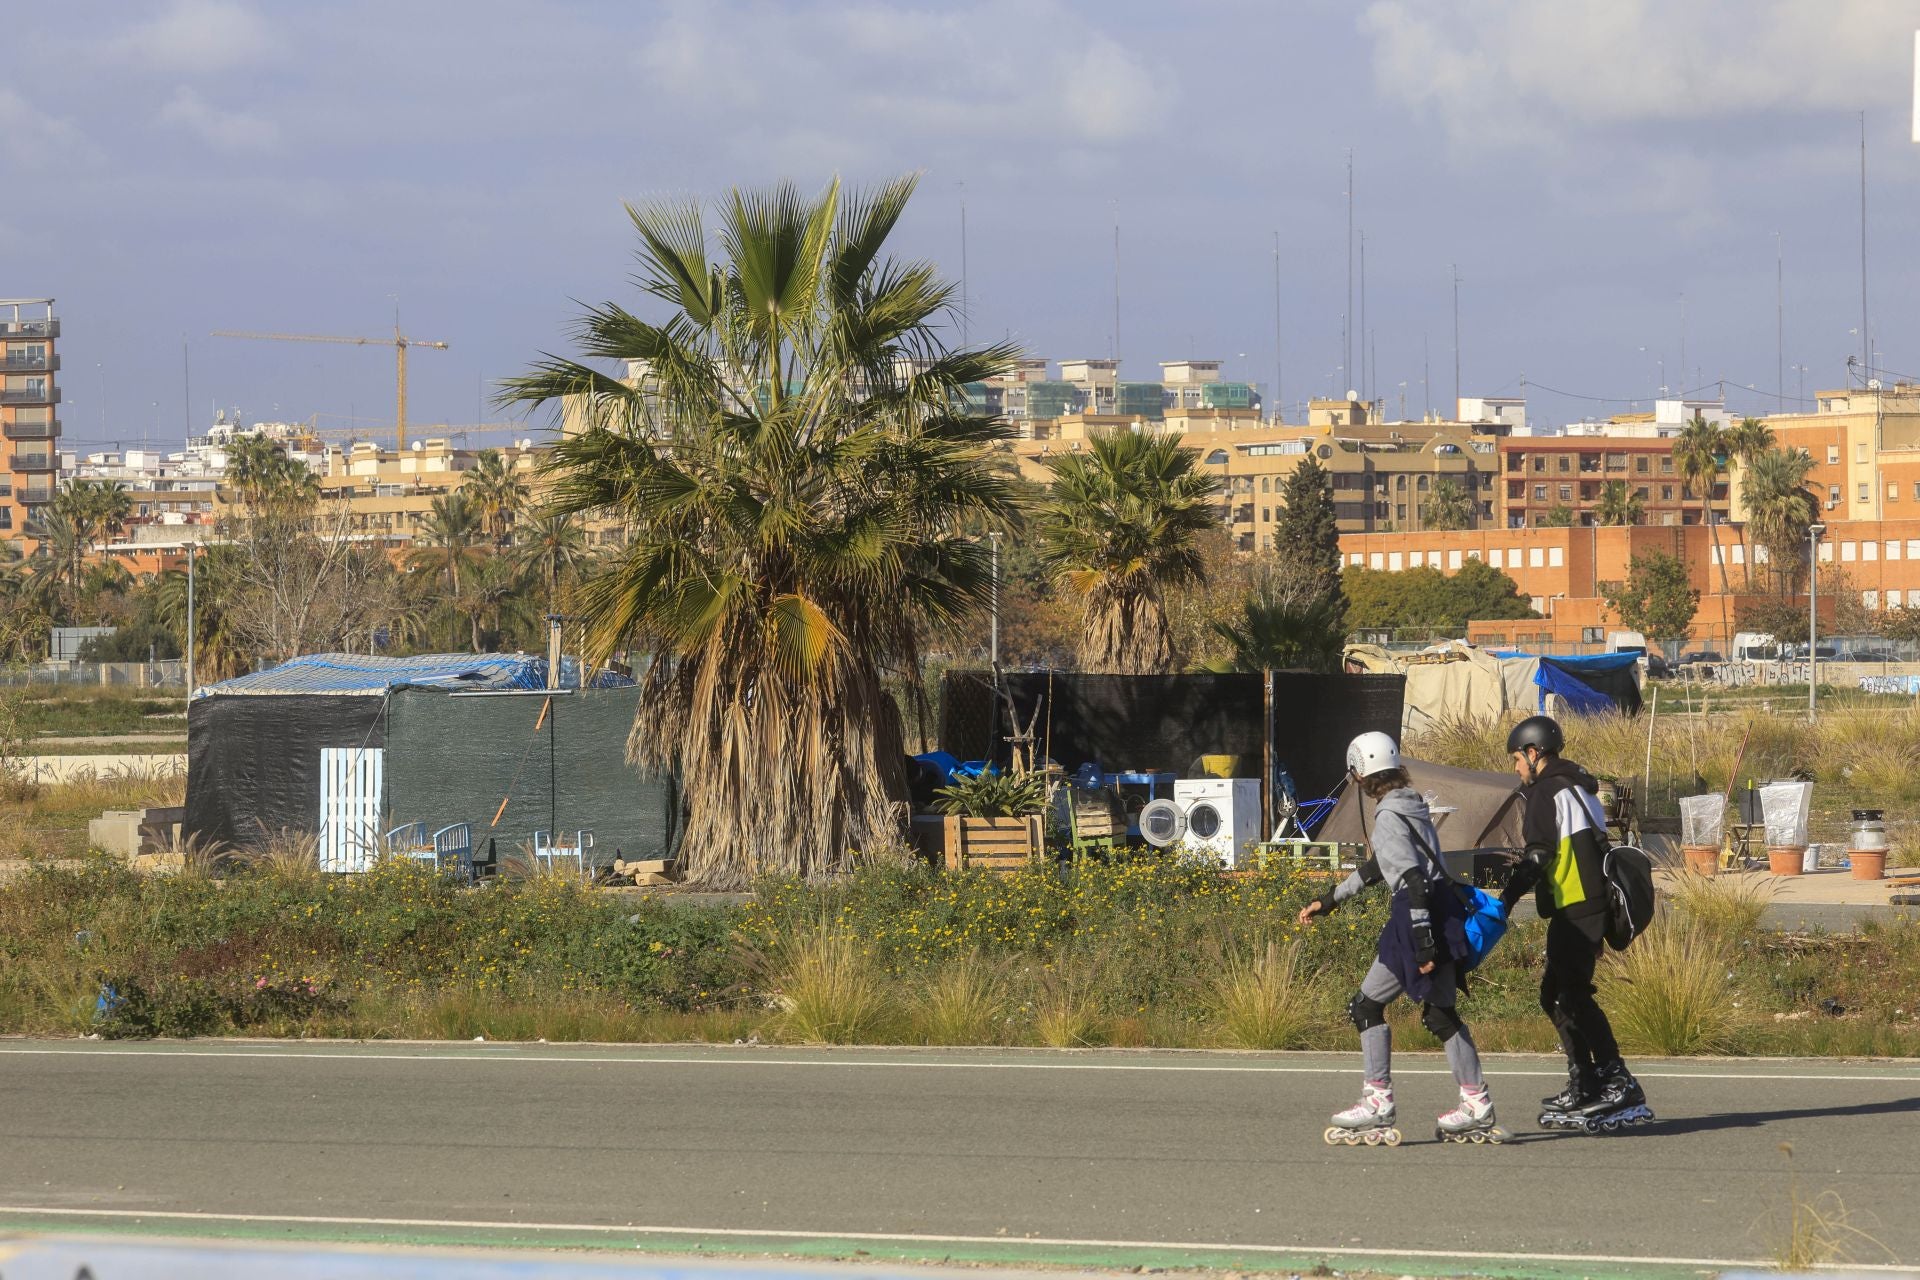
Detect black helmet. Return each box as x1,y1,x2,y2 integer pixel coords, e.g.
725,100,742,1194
1506,715,1564,756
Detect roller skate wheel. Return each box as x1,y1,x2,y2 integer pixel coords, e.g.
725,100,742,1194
1487,1126,1510,1144
1323,1127,1342,1145
1382,1128,1402,1147
1362,1129,1383,1146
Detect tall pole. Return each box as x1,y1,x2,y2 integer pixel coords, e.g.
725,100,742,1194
1111,202,1121,365
1423,332,1431,420
1359,229,1367,403
185,543,196,698
1775,231,1785,408
1345,150,1354,388
1451,264,1461,416
1272,231,1283,424
1809,523,1825,718
396,339,408,452
959,181,969,349
988,531,1001,670
1860,111,1870,382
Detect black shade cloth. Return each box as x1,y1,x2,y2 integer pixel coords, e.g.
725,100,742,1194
938,671,1405,806
1540,656,1644,717
185,693,388,849
383,686,681,868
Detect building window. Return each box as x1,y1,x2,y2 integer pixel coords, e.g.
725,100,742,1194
1857,443,1869,464
1829,445,1840,465
1841,541,1857,561
1830,485,1841,503
1890,541,1902,561
1529,547,1545,568
1635,455,1650,473
1417,474,1430,491
1549,547,1564,568
1260,476,1269,493
1606,453,1627,469
1865,541,1878,561
1261,507,1270,522
1396,504,1407,520
1636,487,1649,500
1395,474,1407,490
1533,484,1546,500
1489,549,1504,568
1659,456,1673,473
1532,456,1546,472
1558,455,1571,473
1858,483,1870,503
1558,485,1571,501
1661,485,1674,500
1891,483,1900,501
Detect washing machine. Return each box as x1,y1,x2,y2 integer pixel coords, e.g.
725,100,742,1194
1138,778,1264,867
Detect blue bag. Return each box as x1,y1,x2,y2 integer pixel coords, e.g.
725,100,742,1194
1452,883,1510,973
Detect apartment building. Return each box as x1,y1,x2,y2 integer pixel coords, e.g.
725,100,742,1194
1,298,59,551
1733,383,1920,524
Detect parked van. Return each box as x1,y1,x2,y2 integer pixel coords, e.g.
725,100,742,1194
1606,630,1647,654
1733,632,1779,661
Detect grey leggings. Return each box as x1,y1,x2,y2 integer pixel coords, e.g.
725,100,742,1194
1358,960,1485,1092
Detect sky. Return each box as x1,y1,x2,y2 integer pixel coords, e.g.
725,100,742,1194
8,0,1920,454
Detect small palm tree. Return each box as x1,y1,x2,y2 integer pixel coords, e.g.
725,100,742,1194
1200,590,1346,673
154,547,248,680
465,449,529,546
1595,480,1644,526
503,175,1022,887
408,493,488,647
511,509,589,613
1675,416,1731,595
1419,476,1475,530
1037,431,1223,674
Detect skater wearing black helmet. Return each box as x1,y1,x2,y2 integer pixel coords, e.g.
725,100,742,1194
1297,731,1504,1146
1506,714,1653,1132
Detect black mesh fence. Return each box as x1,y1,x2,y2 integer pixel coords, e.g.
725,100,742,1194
938,670,1405,805
185,693,389,849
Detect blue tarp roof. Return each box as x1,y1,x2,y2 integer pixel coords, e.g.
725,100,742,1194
196,652,634,697
1491,649,1643,716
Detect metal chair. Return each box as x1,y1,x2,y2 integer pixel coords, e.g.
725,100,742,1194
385,821,433,866
531,829,595,880
431,823,474,881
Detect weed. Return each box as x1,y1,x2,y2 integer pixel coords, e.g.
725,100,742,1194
1032,955,1107,1048
1758,1142,1891,1270
1201,937,1321,1050
768,921,891,1045
1598,913,1737,1055
916,951,1006,1045
1665,870,1774,942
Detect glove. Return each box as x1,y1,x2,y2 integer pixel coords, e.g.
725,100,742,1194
1410,917,1436,968
1312,889,1339,917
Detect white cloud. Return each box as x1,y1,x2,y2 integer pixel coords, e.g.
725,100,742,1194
0,90,101,169
159,86,279,151
111,0,279,73
633,0,1175,165
1359,0,1914,149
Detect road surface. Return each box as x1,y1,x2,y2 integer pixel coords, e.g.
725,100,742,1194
0,1041,1915,1278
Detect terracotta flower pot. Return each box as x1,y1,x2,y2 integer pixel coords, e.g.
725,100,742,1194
1849,849,1887,881
1768,846,1806,876
1680,845,1719,877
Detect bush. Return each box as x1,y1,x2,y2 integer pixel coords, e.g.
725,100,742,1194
1598,915,1737,1055
1201,937,1322,1050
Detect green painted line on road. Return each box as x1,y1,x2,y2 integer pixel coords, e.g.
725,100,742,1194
0,1209,1784,1280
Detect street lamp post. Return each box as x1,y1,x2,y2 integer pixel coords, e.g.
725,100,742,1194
1808,522,1826,717
988,531,1001,671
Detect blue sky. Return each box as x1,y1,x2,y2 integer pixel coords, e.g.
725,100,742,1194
9,0,1919,450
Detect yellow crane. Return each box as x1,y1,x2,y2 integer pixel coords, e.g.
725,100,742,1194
212,326,449,451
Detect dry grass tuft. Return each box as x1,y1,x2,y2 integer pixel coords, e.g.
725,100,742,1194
1032,956,1107,1048
1758,1142,1891,1271
916,951,1007,1045
1598,913,1738,1055
1665,870,1774,943
231,829,321,881
1201,937,1322,1050
768,921,890,1045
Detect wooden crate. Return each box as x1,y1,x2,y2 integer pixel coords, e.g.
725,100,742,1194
943,815,1045,872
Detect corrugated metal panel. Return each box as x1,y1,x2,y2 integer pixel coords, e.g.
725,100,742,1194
318,746,383,872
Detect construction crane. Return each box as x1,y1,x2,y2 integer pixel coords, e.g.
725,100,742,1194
212,326,449,451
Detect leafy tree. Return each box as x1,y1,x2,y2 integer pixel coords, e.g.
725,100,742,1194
1600,551,1698,642
506,175,1022,887
1198,590,1346,673
1038,429,1223,674
1541,503,1575,527
1272,456,1342,609
1342,558,1536,632
1734,595,1809,647
1418,476,1475,531
1594,480,1643,527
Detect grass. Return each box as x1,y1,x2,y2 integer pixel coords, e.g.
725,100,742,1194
1664,870,1775,941
0,854,1917,1053
11,686,188,738
1758,1142,1891,1270
0,764,188,859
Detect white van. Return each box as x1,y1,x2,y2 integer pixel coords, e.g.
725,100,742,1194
1733,632,1779,661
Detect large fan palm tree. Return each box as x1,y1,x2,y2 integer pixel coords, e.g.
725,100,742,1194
1037,431,1223,673
1724,416,1774,588
1742,446,1818,595
501,175,1022,887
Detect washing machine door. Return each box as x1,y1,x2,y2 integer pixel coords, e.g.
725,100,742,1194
1138,798,1186,848
1186,801,1224,843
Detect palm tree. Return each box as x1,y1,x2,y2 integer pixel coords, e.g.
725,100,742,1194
154,547,248,681
1742,446,1818,595
408,492,487,646
1037,431,1223,673
465,449,529,546
1419,476,1475,530
1724,416,1774,588
1199,590,1345,673
1675,415,1731,597
1594,480,1644,527
456,553,531,653
502,175,1022,887
511,509,589,613
23,506,84,616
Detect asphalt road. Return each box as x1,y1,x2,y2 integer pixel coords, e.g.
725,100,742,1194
1,1041,1916,1279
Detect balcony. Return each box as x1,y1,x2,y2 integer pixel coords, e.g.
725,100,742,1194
18,483,54,505
1,353,58,373
8,449,56,473
0,319,58,339
0,387,58,405
3,418,56,440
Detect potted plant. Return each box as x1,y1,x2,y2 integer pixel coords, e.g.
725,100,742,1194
931,771,1049,872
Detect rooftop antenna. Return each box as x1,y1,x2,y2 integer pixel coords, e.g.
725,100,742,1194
1344,150,1354,389
1423,331,1431,420
1775,231,1785,408
1859,109,1870,384
1451,264,1462,415
959,179,969,349
1359,228,1368,405
1110,199,1120,365
1272,230,1283,425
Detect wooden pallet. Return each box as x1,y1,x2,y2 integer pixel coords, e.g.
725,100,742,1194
944,815,1045,872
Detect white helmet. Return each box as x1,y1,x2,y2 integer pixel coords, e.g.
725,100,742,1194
1346,731,1402,779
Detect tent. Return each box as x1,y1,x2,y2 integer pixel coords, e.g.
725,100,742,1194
1318,756,1525,881
1493,649,1643,718
185,653,676,867
1343,641,1640,734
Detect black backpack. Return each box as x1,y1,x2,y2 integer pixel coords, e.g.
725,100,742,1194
1600,842,1656,951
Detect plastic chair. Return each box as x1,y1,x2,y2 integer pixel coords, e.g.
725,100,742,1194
531,829,595,880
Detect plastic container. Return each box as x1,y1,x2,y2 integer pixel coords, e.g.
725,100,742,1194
1768,845,1807,876
1849,809,1889,852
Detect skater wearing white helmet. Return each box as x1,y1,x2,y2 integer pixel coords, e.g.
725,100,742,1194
1297,731,1502,1145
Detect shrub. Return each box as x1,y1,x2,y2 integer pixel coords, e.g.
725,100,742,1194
1201,937,1322,1050
1597,914,1737,1055
768,921,890,1045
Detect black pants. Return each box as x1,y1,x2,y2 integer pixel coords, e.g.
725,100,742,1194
1540,914,1620,1073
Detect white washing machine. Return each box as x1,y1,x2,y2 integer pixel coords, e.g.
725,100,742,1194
1138,778,1264,867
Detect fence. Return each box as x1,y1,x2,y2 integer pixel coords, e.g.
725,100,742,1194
0,661,186,688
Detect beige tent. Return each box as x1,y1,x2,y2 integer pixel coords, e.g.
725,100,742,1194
1343,641,1537,736
1317,755,1525,880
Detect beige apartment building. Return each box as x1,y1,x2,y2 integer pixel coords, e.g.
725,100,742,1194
1,298,59,552
1732,383,1920,525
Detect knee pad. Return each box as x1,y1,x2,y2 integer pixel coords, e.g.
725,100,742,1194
1420,1002,1465,1043
1347,991,1388,1033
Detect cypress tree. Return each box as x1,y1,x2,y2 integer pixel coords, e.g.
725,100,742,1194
1273,456,1344,612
